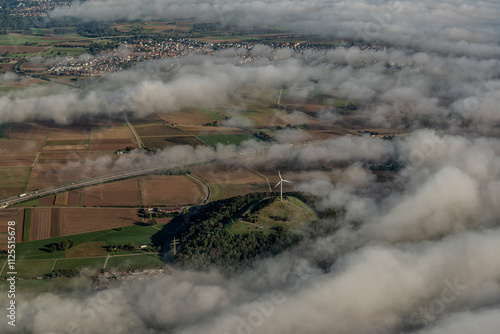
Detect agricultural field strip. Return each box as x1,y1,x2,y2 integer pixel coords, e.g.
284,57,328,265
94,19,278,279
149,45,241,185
139,135,197,138
0,140,326,207
0,253,159,276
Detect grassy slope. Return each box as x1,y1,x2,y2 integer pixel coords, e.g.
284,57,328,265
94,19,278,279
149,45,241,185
226,196,318,234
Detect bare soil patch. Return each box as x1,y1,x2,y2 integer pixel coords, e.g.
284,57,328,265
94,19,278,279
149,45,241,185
141,175,203,206
90,139,136,151
6,123,51,138
158,109,214,125
0,139,45,155
81,178,141,207
0,64,14,73
30,208,51,241
48,126,91,140
91,126,134,140
16,209,24,243
60,208,140,236
0,45,46,54
54,192,68,206
0,209,19,233
50,208,59,237
134,124,187,137
0,156,36,167
39,195,56,206
191,163,266,184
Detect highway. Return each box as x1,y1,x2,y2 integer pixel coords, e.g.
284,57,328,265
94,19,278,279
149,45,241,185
0,150,260,208
0,158,208,208
0,141,325,209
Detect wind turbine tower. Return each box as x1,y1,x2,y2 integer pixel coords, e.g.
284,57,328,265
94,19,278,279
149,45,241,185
274,170,291,202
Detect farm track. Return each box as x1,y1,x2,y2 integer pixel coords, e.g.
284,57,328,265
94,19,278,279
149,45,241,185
125,116,143,149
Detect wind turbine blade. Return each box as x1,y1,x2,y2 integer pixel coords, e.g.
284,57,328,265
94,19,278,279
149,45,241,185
278,170,282,179
274,181,282,188
282,180,291,183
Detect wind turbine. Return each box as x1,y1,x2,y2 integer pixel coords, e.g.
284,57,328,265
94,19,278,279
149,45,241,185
274,171,291,202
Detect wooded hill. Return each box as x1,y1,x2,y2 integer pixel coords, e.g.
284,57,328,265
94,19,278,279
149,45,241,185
172,191,334,273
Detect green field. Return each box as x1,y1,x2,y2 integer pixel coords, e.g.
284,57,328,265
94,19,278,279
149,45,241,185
0,34,84,45
209,183,254,201
41,48,87,57
30,28,48,35
14,197,41,207
0,223,172,277
5,52,33,58
0,123,10,138
16,224,170,261
45,139,89,146
1,259,54,278
199,108,224,121
0,34,46,45
54,257,106,271
197,134,256,146
23,208,32,241
106,254,164,268
141,135,205,150
0,276,93,294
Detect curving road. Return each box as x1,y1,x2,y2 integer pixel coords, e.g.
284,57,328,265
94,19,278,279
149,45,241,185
0,150,256,208
0,141,325,209
186,173,211,204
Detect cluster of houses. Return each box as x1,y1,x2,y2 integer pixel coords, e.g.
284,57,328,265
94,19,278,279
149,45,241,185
11,0,70,17
46,38,216,77
44,36,381,78
141,206,182,215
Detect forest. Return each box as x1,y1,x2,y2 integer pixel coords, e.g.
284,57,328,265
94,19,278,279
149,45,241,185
172,191,333,273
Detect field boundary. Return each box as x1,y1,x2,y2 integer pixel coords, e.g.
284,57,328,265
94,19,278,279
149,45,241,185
22,208,32,241
138,177,143,206
245,166,272,191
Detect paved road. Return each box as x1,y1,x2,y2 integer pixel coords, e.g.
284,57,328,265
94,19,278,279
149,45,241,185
0,151,246,208
125,115,143,149
0,141,326,209
186,173,210,203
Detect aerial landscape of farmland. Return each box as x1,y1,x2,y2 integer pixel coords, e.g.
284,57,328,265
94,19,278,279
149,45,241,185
0,0,499,333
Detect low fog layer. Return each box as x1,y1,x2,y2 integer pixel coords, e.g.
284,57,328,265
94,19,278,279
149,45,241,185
51,0,500,58
2,128,499,334
2,45,500,129
1,1,499,334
